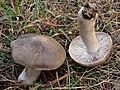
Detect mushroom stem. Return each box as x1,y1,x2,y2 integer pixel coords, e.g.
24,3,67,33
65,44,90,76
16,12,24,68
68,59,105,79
18,68,41,85
79,22,99,54
78,7,99,54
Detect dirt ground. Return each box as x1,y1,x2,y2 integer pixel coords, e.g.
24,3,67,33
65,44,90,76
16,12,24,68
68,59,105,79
0,0,119,90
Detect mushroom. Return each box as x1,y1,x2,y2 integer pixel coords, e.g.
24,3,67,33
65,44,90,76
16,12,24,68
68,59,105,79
11,34,66,85
69,3,112,67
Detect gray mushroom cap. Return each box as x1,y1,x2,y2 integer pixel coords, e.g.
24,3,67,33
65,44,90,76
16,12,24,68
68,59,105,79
11,34,66,70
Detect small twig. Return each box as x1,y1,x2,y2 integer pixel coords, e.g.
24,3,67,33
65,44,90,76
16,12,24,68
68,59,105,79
38,71,74,87
111,29,120,34
71,68,88,88
16,19,67,33
56,71,61,87
52,80,110,89
0,32,12,41
0,74,16,83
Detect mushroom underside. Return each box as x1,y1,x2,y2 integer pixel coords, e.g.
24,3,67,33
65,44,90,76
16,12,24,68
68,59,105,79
69,32,112,67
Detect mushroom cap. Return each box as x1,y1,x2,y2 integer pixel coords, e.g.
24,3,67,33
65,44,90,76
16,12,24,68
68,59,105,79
69,32,112,67
11,34,66,70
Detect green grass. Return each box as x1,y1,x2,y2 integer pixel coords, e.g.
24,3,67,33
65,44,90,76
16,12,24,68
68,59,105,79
0,0,120,90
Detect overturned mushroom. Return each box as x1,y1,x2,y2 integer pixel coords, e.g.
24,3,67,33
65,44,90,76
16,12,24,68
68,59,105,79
69,3,112,67
11,34,66,85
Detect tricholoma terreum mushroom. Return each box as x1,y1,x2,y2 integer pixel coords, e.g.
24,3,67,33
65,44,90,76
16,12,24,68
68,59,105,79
11,34,66,85
69,3,112,67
